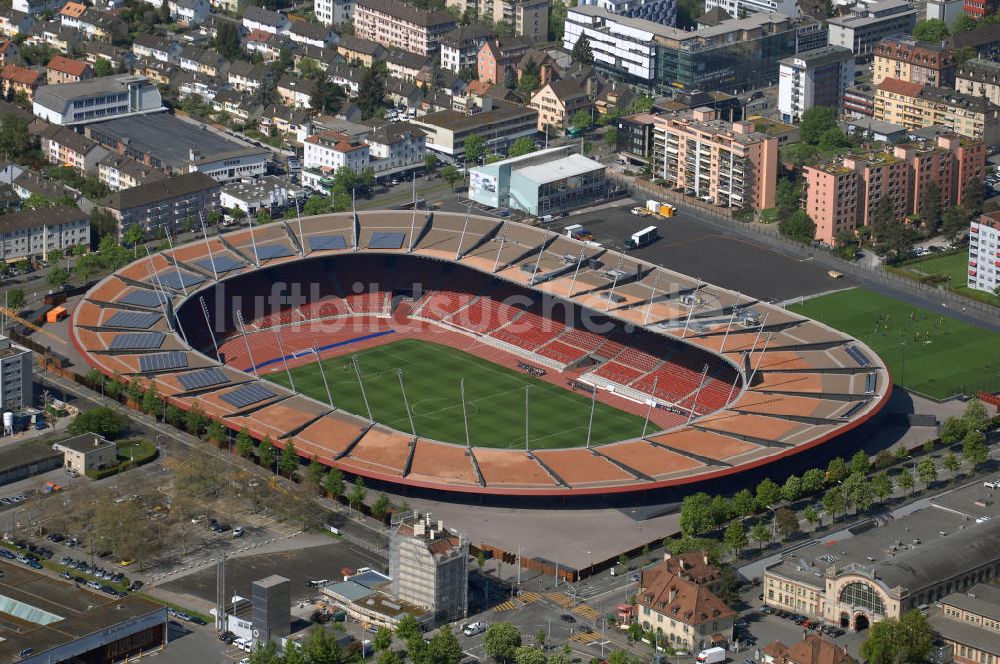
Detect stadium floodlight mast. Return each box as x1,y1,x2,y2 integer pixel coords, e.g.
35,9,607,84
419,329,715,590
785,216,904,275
643,268,662,326
145,246,190,346
568,245,586,298
524,384,530,451
397,369,417,439
529,232,548,284
681,282,703,339
351,189,359,252
720,292,743,354
311,347,335,408
163,229,189,297
352,355,374,422
200,296,221,363
686,365,710,424
245,211,261,267
234,309,259,378
461,379,471,450
272,326,296,394
455,203,473,261
199,212,218,280
407,177,418,254
605,250,627,311
585,385,597,448
294,197,307,257
492,221,509,273
748,331,774,387
641,375,659,438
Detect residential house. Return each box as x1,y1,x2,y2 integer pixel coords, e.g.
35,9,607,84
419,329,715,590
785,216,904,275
82,42,129,72
132,34,182,64
27,20,80,54
635,564,736,652
530,78,593,131
13,0,65,14
367,122,426,177
477,37,530,85
302,130,370,190
103,171,221,237
179,45,206,72
45,55,93,85
385,77,423,112
245,30,294,62
314,0,354,26
353,0,456,56
169,0,211,26
176,71,223,102
208,0,240,12
761,634,856,664
289,20,337,48
259,105,312,142
516,47,561,88
37,124,110,174
1,64,41,102
98,153,168,191
872,35,955,87
134,60,175,86
242,5,291,35
293,45,340,72
68,7,122,41
211,90,262,125
12,169,72,201
327,62,364,95
386,49,430,83
228,60,269,92
956,58,1000,106
0,41,19,66
0,9,33,39
277,75,312,109
948,23,1000,61
336,34,386,67
439,24,495,73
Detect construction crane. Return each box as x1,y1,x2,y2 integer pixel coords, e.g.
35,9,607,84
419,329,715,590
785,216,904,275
0,305,63,344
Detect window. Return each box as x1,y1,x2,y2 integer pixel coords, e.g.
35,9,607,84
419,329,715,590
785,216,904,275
839,582,886,616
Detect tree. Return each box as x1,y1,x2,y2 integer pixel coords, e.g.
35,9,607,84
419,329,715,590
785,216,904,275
732,488,756,518
913,18,949,42
963,398,989,433
917,457,937,487
441,164,461,190
842,471,875,513
465,134,487,164
897,468,914,494
395,614,421,642
826,456,849,484
429,628,463,664
799,106,838,145
258,436,276,471
723,520,748,555
322,468,345,502
571,110,592,132
775,179,801,219
141,383,162,416
940,415,968,444
378,651,402,664
68,406,127,438
802,468,825,494
775,507,799,539
5,288,24,312
548,0,567,41
357,63,387,120
424,153,439,172
236,428,254,458
861,609,934,664
534,627,546,648
214,21,243,59
941,206,970,242
818,127,852,152
302,628,344,663
750,522,770,549
278,439,299,477
374,626,393,652
508,137,537,158
306,457,325,487
571,35,593,65
779,210,816,244
47,267,70,289
484,623,521,664
943,451,960,475
348,476,367,510
850,450,871,476
311,80,347,115
0,114,32,159
822,487,845,519
962,429,989,468
872,472,893,501
755,478,782,510
679,492,714,535
371,493,391,521
962,176,984,216
918,181,943,232
781,474,802,503
515,647,546,664
803,505,820,528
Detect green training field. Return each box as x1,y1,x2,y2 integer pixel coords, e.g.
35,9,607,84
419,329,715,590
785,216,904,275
788,288,1000,400
265,338,655,449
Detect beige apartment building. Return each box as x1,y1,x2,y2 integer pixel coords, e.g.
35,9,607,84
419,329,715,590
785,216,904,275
354,0,456,56
651,107,778,211
446,0,547,40
529,78,592,131
874,78,1000,143
956,58,1000,106
872,35,955,86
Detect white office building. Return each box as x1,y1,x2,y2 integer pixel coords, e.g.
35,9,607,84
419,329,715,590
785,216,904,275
315,0,354,25
563,6,659,84
925,0,965,24
778,45,855,123
578,0,676,22
703,0,797,19
827,0,918,61
32,75,165,126
969,211,1000,294
0,336,31,412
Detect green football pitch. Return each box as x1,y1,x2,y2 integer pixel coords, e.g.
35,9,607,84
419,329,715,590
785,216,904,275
787,288,1000,400
264,338,655,449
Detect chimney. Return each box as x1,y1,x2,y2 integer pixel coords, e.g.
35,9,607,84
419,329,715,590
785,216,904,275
94,437,101,447
663,553,672,561
189,147,202,162
437,520,444,532
703,554,710,566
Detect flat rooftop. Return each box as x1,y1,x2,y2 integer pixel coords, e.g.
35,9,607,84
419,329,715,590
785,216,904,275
514,153,605,185
87,114,267,169
0,561,165,661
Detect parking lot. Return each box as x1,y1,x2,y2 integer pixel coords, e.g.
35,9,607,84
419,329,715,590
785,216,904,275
564,203,853,302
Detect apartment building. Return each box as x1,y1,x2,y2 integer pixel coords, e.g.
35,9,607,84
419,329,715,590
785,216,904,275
411,98,538,159
969,211,1000,294
874,78,1000,143
804,135,985,244
778,46,855,123
32,75,164,126
928,583,1000,664
103,172,220,237
477,0,548,41
389,512,468,625
367,123,426,177
314,0,353,26
530,78,593,131
564,5,820,94
963,0,1000,18
439,25,495,73
354,0,456,57
0,205,90,263
302,130,370,190
651,107,779,211
872,35,955,87
703,0,797,19
956,58,1000,106
827,0,918,61
45,54,93,85
0,335,31,411
37,124,109,174
98,154,168,191
477,37,530,85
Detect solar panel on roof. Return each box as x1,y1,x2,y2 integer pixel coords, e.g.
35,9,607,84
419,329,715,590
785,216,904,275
138,351,188,372
177,367,230,391
196,255,243,273
219,383,276,408
369,232,405,250
109,332,166,350
105,311,162,329
155,271,206,290
118,290,168,308
255,245,294,260
308,235,348,251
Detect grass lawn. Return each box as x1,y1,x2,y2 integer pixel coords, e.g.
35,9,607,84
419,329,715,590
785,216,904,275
116,439,156,464
788,288,1000,400
265,338,653,449
895,251,999,306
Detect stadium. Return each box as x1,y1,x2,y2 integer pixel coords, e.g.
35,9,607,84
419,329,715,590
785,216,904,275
71,210,891,499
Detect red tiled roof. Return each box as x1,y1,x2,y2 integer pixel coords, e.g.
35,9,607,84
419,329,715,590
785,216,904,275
47,55,90,77
247,29,273,43
60,1,86,17
876,77,925,98
1,64,40,86
636,569,735,626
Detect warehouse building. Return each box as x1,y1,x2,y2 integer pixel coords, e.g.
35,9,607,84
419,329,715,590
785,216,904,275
468,146,607,217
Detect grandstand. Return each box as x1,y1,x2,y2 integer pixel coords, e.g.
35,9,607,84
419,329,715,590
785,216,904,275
71,210,891,497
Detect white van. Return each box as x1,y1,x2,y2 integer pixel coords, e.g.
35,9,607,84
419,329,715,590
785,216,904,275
463,621,487,636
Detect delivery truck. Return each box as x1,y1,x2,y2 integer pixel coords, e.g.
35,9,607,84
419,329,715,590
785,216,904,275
625,225,658,250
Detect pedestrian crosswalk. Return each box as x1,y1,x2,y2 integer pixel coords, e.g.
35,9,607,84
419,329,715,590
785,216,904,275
492,600,517,612
570,631,600,644
161,457,185,471
519,591,543,604
546,592,575,607
573,605,600,621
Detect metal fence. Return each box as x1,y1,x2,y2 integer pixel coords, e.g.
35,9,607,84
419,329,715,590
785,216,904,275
616,175,1000,328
